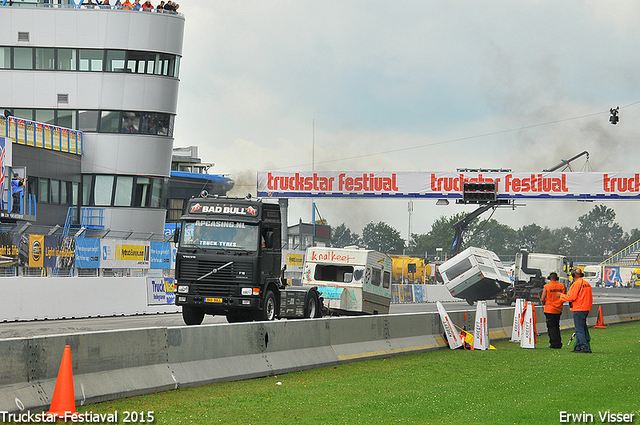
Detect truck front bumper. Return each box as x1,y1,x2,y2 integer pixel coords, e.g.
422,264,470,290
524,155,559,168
176,294,261,311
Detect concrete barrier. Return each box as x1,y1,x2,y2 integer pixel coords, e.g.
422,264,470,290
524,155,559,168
0,277,179,322
1,300,638,414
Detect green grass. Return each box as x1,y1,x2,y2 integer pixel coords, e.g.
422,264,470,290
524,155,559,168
74,322,640,425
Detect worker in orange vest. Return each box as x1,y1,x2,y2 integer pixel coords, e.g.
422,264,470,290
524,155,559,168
540,272,565,349
560,268,593,353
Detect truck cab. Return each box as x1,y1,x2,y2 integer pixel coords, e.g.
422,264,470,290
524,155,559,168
174,196,283,324
496,250,572,305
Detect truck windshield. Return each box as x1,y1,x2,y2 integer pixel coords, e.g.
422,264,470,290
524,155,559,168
180,220,259,251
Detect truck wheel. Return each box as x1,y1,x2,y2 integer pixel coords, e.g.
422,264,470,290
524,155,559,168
182,306,205,326
304,292,322,318
259,290,277,321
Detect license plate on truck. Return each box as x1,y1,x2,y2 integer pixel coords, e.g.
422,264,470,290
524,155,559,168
205,297,222,303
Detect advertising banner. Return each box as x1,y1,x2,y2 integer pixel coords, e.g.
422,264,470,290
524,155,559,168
101,239,150,269
283,249,305,273
43,235,75,269
0,232,18,267
28,235,44,268
75,237,100,268
257,171,640,200
146,277,176,305
603,267,622,287
150,241,172,269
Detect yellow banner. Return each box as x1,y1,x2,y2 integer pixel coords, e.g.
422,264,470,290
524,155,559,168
116,244,148,261
286,253,304,267
29,235,44,268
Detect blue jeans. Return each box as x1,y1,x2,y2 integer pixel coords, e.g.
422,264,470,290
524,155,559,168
573,310,591,352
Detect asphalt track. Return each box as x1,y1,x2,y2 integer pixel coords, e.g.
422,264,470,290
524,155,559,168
1,287,638,340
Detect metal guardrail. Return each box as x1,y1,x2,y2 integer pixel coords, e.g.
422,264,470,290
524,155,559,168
602,239,640,265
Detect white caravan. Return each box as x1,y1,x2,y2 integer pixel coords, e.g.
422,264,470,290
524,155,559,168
302,247,392,315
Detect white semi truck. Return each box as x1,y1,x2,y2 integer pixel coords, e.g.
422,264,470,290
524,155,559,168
496,250,572,305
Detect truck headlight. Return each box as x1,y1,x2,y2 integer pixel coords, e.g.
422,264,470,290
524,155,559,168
241,287,253,296
177,285,189,294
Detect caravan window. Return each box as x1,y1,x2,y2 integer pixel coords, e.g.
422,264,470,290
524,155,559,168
383,271,391,288
442,258,472,282
371,268,381,286
314,265,354,283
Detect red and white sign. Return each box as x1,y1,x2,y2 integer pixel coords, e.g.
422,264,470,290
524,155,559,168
257,171,640,200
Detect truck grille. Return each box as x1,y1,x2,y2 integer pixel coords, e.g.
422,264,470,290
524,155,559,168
179,258,254,297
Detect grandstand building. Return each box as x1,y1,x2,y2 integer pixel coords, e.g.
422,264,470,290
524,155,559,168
0,1,185,235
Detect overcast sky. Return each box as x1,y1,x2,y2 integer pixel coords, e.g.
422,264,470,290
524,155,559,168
173,1,640,241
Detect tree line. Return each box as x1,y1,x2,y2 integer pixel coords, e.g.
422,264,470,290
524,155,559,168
329,205,640,263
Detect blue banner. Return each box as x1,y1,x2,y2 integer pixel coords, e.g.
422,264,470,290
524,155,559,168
75,238,100,268
150,241,172,269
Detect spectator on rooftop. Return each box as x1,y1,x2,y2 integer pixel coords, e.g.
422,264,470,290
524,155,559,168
163,0,175,12
121,0,133,9
141,0,153,10
156,0,164,10
133,0,142,9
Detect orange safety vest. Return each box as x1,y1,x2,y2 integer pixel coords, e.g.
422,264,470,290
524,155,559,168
543,280,565,314
560,277,593,312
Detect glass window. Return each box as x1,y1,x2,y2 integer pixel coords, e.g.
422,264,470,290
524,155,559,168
174,56,180,78
35,48,55,70
139,113,157,134
14,47,33,70
150,177,163,207
81,175,92,205
121,111,141,133
147,53,159,75
39,178,49,204
50,179,60,204
314,265,354,282
60,181,69,205
371,268,381,286
57,48,76,71
94,175,114,206
126,51,146,73
168,198,183,220
114,176,133,206
13,109,33,120
106,50,126,72
181,221,260,251
157,113,170,136
383,271,391,288
442,258,473,282
35,109,55,125
72,182,79,206
167,115,175,137
0,47,10,69
160,54,171,76
78,110,99,132
99,111,120,133
79,49,103,72
57,110,75,129
134,177,150,206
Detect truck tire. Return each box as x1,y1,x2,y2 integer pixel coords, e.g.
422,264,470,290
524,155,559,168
304,291,322,318
182,305,205,326
259,290,277,321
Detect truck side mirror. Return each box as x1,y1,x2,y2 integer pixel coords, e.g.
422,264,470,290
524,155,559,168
173,226,180,244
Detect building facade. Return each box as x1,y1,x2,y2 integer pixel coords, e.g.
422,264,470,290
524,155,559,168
0,3,185,234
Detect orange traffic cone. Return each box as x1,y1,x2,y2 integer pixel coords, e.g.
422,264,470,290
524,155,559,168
594,305,606,329
46,345,78,420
